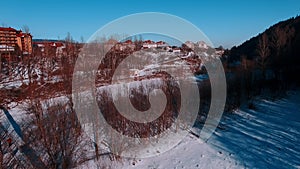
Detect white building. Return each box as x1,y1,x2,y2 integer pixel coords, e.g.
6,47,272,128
143,40,157,48
172,47,181,53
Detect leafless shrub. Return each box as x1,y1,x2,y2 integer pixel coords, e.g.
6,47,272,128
24,99,92,168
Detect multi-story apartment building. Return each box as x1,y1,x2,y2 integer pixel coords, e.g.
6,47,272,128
16,31,33,54
0,27,18,50
0,27,32,55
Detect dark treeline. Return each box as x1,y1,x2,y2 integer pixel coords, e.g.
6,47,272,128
218,15,300,113
225,15,300,85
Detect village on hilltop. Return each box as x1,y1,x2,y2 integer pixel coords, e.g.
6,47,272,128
0,26,225,63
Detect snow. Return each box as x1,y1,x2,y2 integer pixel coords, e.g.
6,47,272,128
1,102,29,124
2,54,300,169
117,135,241,169
0,58,61,89
209,90,300,168
97,78,164,98
90,89,299,169
3,85,300,169
79,133,241,169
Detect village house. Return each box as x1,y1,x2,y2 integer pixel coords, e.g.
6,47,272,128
143,40,157,49
33,41,65,57
172,47,181,53
121,39,135,50
156,41,168,48
113,39,136,51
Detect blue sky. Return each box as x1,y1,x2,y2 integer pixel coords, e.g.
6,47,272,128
1,0,299,48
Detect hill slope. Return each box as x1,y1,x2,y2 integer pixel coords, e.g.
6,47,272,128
227,15,300,79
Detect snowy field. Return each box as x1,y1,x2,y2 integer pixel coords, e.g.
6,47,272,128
98,89,299,169
2,89,300,169
210,90,300,169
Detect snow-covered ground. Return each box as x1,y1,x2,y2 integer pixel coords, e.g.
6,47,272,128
118,90,299,169
2,85,300,168
210,90,300,168
111,134,242,169
87,89,299,169
76,133,241,169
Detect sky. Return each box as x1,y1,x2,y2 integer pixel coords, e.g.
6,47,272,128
1,0,299,48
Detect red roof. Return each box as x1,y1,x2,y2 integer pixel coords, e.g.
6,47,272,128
124,40,133,44
0,27,17,31
54,42,64,47
33,41,64,47
144,40,155,44
156,41,166,44
16,32,32,37
16,33,23,37
23,33,32,37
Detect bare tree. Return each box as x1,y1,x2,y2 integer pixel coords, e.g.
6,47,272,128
272,27,287,53
24,100,92,168
257,33,270,80
22,25,30,34
65,32,75,62
80,36,85,44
